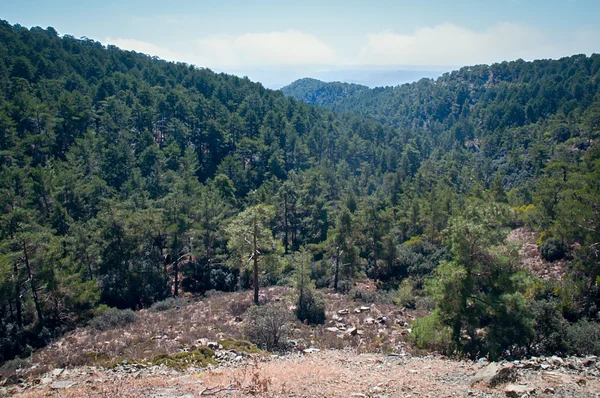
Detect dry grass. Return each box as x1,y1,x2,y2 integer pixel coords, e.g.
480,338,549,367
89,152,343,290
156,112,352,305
17,284,419,382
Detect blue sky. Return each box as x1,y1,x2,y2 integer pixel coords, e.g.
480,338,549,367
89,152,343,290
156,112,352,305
3,1,599,87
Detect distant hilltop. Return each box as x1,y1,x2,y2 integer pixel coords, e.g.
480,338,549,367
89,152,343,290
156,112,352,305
280,78,369,107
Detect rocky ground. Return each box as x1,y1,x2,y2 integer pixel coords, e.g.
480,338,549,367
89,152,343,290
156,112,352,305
2,283,599,397
3,350,600,397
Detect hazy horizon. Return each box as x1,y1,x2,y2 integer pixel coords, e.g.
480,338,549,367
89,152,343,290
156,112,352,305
226,67,449,89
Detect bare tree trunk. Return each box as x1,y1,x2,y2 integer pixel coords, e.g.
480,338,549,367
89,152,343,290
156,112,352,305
12,262,22,329
253,220,259,305
283,194,289,254
24,240,44,324
333,254,340,292
173,235,179,297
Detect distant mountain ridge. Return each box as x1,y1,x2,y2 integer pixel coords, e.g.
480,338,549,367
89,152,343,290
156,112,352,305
280,78,368,107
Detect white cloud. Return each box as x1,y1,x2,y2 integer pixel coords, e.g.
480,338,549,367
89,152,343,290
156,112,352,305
107,24,600,71
196,31,339,67
356,23,600,66
106,37,187,63
107,30,339,69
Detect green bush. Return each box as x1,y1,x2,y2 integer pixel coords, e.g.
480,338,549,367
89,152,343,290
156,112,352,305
90,308,136,332
336,279,353,294
218,339,262,354
150,297,188,312
566,319,600,356
411,312,452,353
296,290,326,325
393,279,416,309
243,302,293,350
151,347,216,370
540,238,567,262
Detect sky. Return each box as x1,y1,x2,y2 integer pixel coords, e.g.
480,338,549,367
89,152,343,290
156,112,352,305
3,1,600,88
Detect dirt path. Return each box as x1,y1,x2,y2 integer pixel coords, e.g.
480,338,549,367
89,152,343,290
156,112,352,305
9,351,600,397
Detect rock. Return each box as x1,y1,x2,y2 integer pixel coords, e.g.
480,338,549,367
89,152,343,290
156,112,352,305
50,380,76,389
542,371,572,385
504,384,535,397
364,317,376,324
376,316,387,324
576,377,586,386
326,327,339,333
338,309,350,315
371,385,385,393
354,308,362,313
303,348,320,354
346,327,358,336
234,316,243,322
471,362,516,387
543,387,555,394
40,377,53,384
583,357,596,367
207,341,221,349
360,306,371,312
51,368,64,377
551,355,564,365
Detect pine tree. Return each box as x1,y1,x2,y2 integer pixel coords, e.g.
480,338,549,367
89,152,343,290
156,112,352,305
226,205,283,305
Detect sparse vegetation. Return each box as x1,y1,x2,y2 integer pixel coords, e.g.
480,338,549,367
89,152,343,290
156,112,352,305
150,297,188,312
218,339,262,354
150,347,216,370
89,308,136,332
243,302,294,350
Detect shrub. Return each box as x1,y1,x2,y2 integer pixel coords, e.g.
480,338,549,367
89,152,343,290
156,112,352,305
90,308,136,332
540,238,567,262
349,287,393,304
336,279,353,294
296,290,326,325
150,297,188,312
529,300,569,355
566,319,600,356
393,279,416,309
218,339,262,354
0,357,29,381
151,347,216,370
415,296,436,311
243,302,293,350
181,260,238,293
230,299,253,317
411,312,452,353
350,286,376,302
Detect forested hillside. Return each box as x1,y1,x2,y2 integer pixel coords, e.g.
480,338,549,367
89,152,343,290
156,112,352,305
1,19,599,364
280,78,368,107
